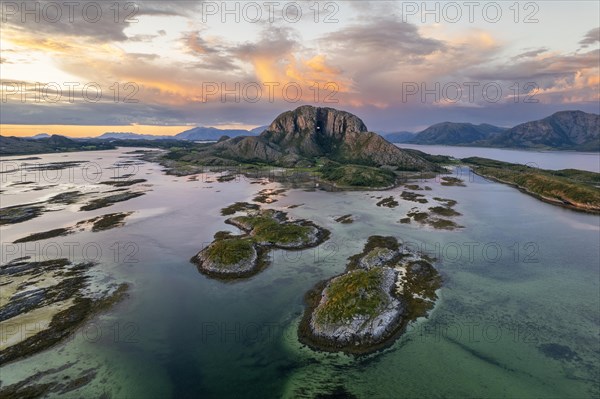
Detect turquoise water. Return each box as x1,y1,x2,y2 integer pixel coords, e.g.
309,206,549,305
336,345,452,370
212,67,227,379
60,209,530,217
0,149,598,398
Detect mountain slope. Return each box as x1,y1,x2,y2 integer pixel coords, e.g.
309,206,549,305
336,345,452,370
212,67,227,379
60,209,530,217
249,125,269,135
381,131,415,143
410,122,507,145
488,111,600,151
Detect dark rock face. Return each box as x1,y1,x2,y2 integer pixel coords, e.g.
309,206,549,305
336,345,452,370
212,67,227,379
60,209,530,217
261,105,369,156
489,111,600,150
214,105,436,170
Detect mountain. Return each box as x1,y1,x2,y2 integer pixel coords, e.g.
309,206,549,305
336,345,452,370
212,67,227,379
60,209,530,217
97,132,172,140
0,135,114,155
249,125,269,135
488,111,600,151
410,122,507,145
30,133,51,139
92,127,264,141
175,126,255,141
207,105,436,170
380,131,415,143
402,111,599,151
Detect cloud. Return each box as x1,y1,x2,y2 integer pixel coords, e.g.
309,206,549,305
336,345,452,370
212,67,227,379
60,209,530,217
324,18,445,62
186,31,219,55
579,27,600,48
512,48,549,60
183,31,241,71
470,49,600,82
1,3,597,132
0,1,200,43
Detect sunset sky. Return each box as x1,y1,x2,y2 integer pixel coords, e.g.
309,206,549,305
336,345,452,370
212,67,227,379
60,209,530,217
1,0,599,137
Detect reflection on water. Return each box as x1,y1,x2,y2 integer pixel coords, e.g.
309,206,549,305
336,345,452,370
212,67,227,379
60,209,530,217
0,148,598,398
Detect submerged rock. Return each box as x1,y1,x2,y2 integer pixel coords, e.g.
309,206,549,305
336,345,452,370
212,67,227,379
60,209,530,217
0,203,45,225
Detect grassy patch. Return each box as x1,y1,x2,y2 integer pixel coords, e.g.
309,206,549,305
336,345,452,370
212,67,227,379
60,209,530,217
213,231,234,240
334,214,354,224
0,204,44,225
429,206,461,217
13,228,72,243
440,177,466,186
99,179,147,187
376,196,399,208
89,212,132,232
433,197,457,207
230,210,316,245
80,192,144,211
220,202,259,216
253,188,286,203
400,260,442,320
205,238,255,267
47,191,84,205
348,235,400,269
253,218,311,244
400,191,428,203
315,268,386,324
319,163,396,188
217,174,237,182
407,211,429,222
427,218,462,230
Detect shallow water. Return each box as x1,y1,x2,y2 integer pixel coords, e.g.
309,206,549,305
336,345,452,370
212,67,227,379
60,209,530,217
0,148,598,398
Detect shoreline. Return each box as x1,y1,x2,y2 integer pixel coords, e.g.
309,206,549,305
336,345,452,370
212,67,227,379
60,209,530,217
297,280,413,356
0,283,129,366
471,170,600,214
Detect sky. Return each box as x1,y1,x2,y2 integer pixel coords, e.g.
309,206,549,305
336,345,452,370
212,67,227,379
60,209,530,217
1,0,599,137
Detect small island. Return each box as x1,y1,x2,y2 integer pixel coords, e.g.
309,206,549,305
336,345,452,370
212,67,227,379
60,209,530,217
298,236,441,354
191,204,330,279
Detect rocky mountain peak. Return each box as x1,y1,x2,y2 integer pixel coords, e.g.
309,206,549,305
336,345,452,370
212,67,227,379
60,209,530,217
263,105,368,139
211,105,436,170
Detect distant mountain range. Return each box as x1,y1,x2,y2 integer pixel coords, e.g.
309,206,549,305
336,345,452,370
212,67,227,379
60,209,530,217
96,132,173,140
3,111,598,154
30,133,51,139
384,111,599,151
0,134,115,155
96,125,269,141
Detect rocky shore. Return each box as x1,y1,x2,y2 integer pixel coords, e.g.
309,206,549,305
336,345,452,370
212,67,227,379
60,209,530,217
191,205,330,279
298,236,441,354
0,257,129,365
